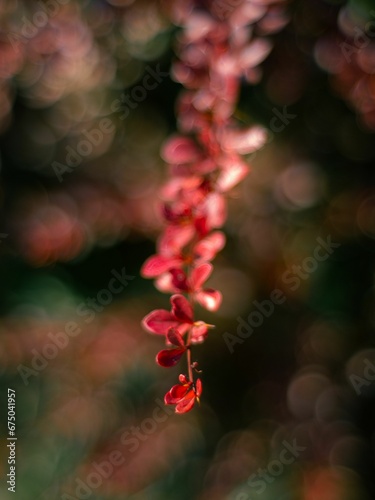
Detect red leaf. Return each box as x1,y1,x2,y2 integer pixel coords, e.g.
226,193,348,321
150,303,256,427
141,255,181,278
205,193,227,228
195,378,202,398
161,136,201,164
190,322,208,344
190,263,213,290
194,215,209,237
171,294,193,323
158,225,194,255
196,288,222,311
179,374,189,384
194,232,226,261
155,272,175,294
216,160,249,192
167,328,185,347
229,2,265,28
164,377,201,412
222,126,268,155
170,268,189,291
238,39,272,69
142,310,179,334
175,392,196,413
164,383,189,404
156,348,186,367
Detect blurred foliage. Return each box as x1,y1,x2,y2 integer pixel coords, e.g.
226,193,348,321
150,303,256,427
0,0,375,499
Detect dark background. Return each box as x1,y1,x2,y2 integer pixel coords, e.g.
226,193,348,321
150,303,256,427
0,0,375,498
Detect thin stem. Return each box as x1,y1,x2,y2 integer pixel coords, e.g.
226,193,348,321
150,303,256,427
187,345,193,382
186,256,195,383
186,289,194,383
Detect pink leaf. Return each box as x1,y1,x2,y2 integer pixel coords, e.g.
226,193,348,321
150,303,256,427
238,38,272,69
155,272,176,293
170,268,189,291
158,225,194,255
161,136,201,165
205,192,227,228
229,3,266,28
142,310,179,334
194,231,226,261
191,321,208,344
179,374,189,384
171,294,193,323
141,255,181,278
222,126,267,155
222,126,268,155
190,263,213,290
192,158,217,175
216,160,249,192
167,328,185,347
258,10,290,35
184,12,216,42
196,289,222,311
161,176,202,201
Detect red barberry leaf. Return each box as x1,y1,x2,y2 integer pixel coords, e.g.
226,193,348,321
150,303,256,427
142,310,179,334
170,294,193,323
156,348,186,367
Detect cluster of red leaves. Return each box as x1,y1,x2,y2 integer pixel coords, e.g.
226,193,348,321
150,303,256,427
141,0,287,413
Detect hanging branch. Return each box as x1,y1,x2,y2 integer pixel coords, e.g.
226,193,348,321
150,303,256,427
141,0,288,413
